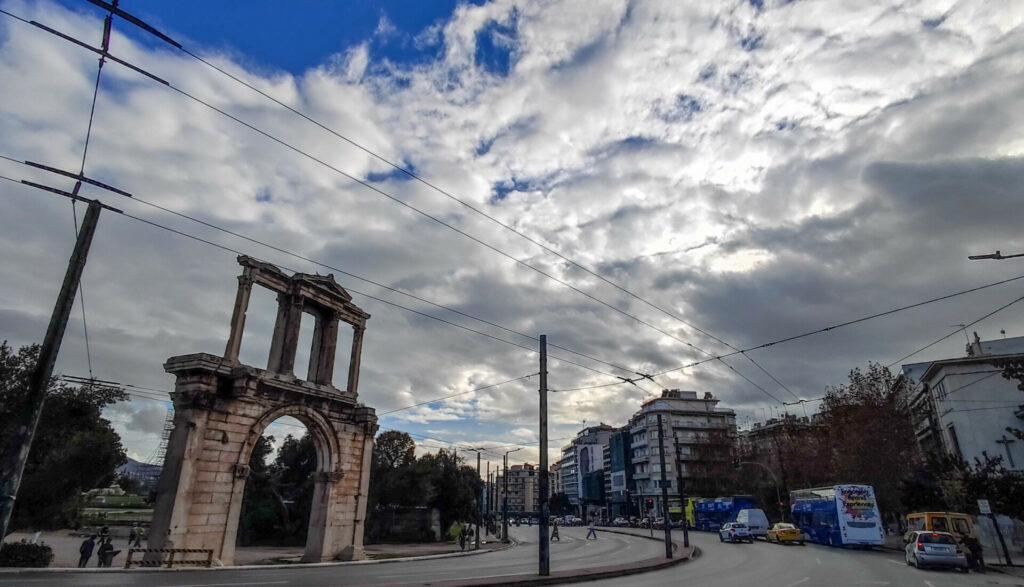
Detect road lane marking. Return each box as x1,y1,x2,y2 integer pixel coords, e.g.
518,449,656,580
884,559,904,565
163,582,289,587
783,578,810,587
923,582,936,587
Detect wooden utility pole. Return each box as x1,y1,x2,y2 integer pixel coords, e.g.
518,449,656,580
538,334,549,576
656,414,673,559
0,200,102,538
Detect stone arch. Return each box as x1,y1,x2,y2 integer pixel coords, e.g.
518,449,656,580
224,404,346,564
241,403,340,473
149,257,378,565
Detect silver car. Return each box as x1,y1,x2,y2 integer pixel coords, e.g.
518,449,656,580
719,522,754,543
905,531,968,571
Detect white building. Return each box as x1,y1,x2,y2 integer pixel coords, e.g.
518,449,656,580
901,333,1024,470
558,424,616,513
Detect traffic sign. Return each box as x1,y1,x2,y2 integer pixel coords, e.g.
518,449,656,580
978,499,991,514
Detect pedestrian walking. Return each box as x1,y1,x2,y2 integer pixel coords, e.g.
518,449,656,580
128,525,138,547
97,538,113,567
134,525,146,548
78,535,97,568
550,521,560,541
458,526,468,551
585,520,597,540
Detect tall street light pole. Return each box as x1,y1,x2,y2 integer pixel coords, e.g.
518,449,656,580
502,447,522,543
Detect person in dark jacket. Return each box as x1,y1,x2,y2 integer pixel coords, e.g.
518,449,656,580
78,535,97,568
96,538,113,567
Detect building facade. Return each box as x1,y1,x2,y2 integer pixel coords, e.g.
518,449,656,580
496,463,540,515
627,390,737,516
901,333,1024,470
558,424,616,517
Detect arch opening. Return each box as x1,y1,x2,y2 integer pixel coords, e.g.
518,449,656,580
235,417,317,555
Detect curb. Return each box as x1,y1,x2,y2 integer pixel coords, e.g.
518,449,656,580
432,538,699,587
0,537,518,575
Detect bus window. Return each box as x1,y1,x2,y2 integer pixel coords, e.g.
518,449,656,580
932,517,949,532
907,517,924,532
952,518,970,535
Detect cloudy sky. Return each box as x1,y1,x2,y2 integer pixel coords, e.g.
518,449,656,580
1,0,1023,468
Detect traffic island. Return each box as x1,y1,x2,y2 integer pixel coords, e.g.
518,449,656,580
399,533,698,587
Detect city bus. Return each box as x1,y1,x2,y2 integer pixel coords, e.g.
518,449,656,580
790,485,884,547
694,495,756,531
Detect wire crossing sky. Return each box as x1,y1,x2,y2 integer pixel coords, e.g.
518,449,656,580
2,0,1023,465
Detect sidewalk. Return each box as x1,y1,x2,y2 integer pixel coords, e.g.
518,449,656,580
1,530,507,569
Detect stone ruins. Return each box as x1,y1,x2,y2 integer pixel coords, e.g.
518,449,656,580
149,255,378,564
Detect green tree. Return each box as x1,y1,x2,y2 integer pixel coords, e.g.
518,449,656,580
819,362,920,515
548,492,571,516
995,357,1024,441
0,342,127,531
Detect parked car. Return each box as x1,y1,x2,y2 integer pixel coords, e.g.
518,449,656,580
612,517,629,527
652,517,666,529
633,517,651,528
719,522,754,543
766,522,804,545
904,512,974,544
736,509,770,539
905,531,968,571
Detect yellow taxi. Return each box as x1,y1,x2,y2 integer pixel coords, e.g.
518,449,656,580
767,522,804,545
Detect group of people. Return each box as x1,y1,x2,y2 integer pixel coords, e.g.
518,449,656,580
547,519,597,541
76,524,146,568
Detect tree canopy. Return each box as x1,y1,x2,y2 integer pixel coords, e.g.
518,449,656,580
0,341,127,531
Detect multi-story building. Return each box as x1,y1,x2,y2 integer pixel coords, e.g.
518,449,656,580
603,428,633,519
900,333,1024,470
549,462,562,498
558,424,616,517
627,390,737,516
496,463,540,515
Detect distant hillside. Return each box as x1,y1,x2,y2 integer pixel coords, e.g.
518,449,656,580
118,457,162,491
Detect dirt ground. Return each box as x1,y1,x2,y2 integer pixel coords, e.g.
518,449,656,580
2,530,500,567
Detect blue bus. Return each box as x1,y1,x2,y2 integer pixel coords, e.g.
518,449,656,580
693,495,756,531
790,485,884,547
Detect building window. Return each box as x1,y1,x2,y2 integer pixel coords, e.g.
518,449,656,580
947,424,963,460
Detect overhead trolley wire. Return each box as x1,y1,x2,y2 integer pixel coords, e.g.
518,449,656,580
886,293,1024,368
9,4,786,402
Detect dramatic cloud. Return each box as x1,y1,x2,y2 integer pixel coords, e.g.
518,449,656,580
2,0,1023,467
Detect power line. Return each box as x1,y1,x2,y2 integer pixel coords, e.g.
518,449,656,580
2,6,784,402
559,273,1024,392
149,10,801,402
887,294,1024,368
377,373,537,416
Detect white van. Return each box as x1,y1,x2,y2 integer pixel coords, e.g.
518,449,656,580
736,509,770,538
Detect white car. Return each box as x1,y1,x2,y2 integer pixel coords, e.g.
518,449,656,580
612,517,630,527
719,522,754,543
905,531,968,571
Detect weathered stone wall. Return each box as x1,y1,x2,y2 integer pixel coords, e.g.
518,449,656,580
149,356,376,565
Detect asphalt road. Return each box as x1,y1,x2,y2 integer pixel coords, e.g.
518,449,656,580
0,525,664,587
589,527,1024,587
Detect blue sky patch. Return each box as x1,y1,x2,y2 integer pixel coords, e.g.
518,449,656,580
474,10,519,76
366,160,417,183
255,187,273,202
741,33,764,51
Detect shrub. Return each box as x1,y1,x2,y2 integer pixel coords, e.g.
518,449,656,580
0,541,54,567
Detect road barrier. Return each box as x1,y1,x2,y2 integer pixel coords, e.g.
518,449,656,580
123,548,214,568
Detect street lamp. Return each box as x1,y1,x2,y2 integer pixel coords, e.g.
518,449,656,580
968,250,1024,260
502,447,522,543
